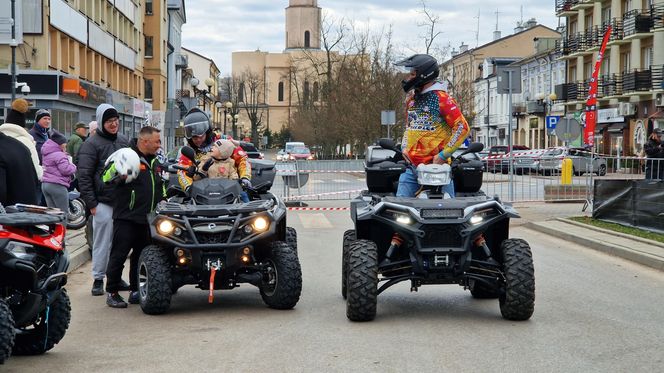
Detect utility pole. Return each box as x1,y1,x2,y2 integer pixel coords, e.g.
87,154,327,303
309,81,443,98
10,0,17,101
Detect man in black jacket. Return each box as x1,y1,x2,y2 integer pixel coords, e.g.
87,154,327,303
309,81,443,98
644,128,664,180
77,104,130,296
0,132,38,206
103,126,165,308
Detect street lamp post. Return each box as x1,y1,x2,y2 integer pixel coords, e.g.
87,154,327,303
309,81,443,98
10,0,18,101
222,101,233,136
190,76,216,113
537,92,558,148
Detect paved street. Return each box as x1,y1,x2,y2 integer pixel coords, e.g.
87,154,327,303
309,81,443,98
4,209,664,372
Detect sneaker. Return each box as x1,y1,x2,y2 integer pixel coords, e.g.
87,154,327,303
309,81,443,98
91,279,104,296
106,292,128,308
118,279,131,291
128,291,140,305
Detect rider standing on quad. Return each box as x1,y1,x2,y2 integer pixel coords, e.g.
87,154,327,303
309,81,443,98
176,108,251,192
394,54,470,197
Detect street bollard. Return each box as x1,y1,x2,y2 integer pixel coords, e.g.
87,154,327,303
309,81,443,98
561,158,573,185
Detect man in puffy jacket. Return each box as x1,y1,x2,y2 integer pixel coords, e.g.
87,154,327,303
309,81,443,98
102,126,165,308
645,128,664,179
30,108,52,164
77,104,130,296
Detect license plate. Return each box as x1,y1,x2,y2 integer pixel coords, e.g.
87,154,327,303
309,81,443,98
204,257,224,271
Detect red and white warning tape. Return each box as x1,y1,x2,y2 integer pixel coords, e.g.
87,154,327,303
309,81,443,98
276,170,364,174
282,189,364,201
287,207,350,211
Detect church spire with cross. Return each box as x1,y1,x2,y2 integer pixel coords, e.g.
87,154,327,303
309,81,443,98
285,0,321,50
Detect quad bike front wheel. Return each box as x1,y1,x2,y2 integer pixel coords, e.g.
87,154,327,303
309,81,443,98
346,239,378,322
12,289,71,356
341,229,356,299
499,238,535,321
0,299,15,364
260,242,302,309
138,245,173,315
285,227,298,254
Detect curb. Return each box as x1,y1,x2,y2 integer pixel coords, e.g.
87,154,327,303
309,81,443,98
556,218,664,249
66,230,90,273
524,220,664,272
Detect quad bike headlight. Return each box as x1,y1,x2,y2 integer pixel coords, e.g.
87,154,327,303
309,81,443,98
157,219,176,235
470,216,484,225
395,214,413,225
252,217,269,232
469,208,499,225
5,242,36,260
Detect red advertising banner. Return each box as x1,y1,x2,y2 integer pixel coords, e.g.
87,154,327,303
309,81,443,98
584,26,612,146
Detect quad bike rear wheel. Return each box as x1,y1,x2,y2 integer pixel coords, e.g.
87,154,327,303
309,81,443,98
0,299,15,364
138,245,173,315
12,290,71,355
260,242,302,309
341,229,356,299
346,239,378,322
499,238,535,321
285,227,298,254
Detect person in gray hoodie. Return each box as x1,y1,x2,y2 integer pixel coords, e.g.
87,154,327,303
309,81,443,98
76,104,130,296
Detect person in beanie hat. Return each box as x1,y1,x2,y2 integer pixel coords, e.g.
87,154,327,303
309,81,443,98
0,98,43,181
77,103,130,295
66,121,89,165
30,108,52,164
41,130,76,222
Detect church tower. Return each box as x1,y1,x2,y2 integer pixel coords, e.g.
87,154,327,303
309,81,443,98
285,0,321,50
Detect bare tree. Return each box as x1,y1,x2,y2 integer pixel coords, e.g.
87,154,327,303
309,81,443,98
219,75,242,136
238,69,266,142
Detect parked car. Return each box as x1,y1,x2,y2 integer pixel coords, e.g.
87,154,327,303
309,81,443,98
512,150,546,175
286,147,314,160
239,141,263,159
538,147,607,176
486,145,530,173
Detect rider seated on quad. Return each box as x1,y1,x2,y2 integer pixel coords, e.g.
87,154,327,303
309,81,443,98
394,54,470,198
201,138,252,202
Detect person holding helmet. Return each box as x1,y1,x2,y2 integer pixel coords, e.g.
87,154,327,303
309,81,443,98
177,108,251,192
102,126,165,308
394,54,470,197
77,103,131,296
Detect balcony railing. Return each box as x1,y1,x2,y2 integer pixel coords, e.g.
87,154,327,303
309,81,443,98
598,74,623,98
556,0,579,14
623,9,654,37
652,65,664,91
555,82,589,102
653,4,664,29
622,68,652,93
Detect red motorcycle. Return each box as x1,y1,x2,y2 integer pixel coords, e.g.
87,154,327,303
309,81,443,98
0,203,71,364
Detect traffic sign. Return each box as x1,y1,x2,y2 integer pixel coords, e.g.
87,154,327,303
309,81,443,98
555,117,581,142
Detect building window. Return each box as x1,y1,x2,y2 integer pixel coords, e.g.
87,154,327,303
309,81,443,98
278,82,284,102
146,0,153,15
238,83,245,101
145,36,153,58
304,81,310,102
304,31,310,48
313,82,319,102
145,79,153,100
621,52,631,73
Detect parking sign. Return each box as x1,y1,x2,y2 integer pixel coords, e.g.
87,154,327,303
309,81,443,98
546,116,560,134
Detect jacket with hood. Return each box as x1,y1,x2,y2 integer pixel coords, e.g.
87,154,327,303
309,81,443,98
0,132,38,206
102,139,166,224
29,124,50,164
42,138,77,187
76,104,130,210
0,122,44,180
66,132,86,165
401,82,470,166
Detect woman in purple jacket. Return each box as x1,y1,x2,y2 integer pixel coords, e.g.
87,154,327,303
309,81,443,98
41,130,77,222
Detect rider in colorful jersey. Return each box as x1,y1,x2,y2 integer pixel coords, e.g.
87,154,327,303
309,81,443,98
394,54,470,197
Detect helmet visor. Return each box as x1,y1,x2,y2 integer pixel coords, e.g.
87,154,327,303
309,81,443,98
184,120,209,139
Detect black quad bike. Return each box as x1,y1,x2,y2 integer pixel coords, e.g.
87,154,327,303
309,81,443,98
0,204,71,363
137,146,301,315
342,140,535,322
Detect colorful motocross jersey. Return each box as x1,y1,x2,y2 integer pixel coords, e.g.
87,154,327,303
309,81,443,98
177,146,251,191
401,85,470,166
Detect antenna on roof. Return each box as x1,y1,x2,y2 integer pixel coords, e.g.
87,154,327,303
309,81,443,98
495,9,501,31
474,9,481,47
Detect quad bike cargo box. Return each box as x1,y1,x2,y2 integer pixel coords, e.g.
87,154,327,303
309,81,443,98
249,159,277,191
453,159,483,193
364,146,405,193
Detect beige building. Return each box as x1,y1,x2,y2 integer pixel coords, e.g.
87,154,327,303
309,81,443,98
231,0,329,138
0,0,152,137
555,0,664,156
180,48,221,129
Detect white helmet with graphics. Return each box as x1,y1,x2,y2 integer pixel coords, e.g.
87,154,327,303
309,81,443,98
106,148,141,183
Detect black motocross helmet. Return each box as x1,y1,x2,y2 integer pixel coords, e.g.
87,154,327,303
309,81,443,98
183,107,215,149
395,54,440,92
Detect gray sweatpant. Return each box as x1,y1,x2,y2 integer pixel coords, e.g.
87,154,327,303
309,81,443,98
92,202,113,280
42,182,69,224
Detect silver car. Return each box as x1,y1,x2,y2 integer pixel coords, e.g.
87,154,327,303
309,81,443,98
538,147,607,176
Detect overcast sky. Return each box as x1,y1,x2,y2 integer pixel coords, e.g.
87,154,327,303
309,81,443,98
181,0,561,75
